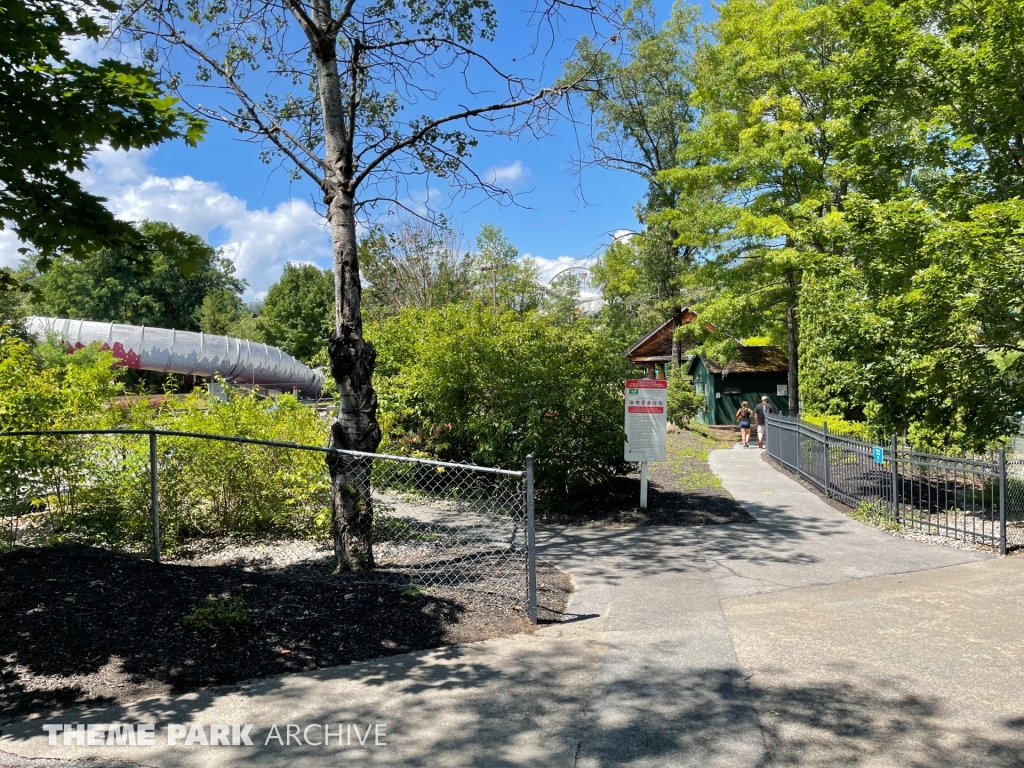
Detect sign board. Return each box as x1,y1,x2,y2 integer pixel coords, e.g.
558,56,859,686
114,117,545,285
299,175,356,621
624,379,667,462
873,446,885,464
777,384,788,396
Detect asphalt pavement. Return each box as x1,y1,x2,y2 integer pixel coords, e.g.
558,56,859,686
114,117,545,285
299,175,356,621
3,444,1018,767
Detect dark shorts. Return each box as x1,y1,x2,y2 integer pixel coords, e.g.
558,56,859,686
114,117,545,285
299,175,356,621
739,420,750,428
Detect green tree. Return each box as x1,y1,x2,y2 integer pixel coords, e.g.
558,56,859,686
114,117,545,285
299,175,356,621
656,0,852,410
360,219,472,321
541,271,585,326
28,221,244,332
566,0,703,332
198,289,267,341
566,0,698,215
839,0,1024,208
590,235,681,341
261,263,334,364
126,0,618,570
473,224,542,314
0,0,203,269
198,289,246,336
666,368,703,426
794,0,1024,449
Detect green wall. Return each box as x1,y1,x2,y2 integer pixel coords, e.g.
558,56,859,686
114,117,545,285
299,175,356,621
689,358,788,425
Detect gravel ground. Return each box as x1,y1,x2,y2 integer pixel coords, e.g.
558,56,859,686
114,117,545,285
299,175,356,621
542,426,754,527
0,544,571,722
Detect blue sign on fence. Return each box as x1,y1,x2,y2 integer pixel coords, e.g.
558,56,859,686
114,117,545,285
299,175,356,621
873,446,885,464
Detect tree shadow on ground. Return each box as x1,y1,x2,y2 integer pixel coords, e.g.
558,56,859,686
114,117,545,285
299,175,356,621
0,544,569,722
5,653,1021,767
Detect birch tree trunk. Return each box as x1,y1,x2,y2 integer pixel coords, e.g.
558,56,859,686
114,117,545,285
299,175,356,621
324,190,381,572
308,3,382,571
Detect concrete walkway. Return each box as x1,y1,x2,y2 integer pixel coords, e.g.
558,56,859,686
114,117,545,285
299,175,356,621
2,445,1018,767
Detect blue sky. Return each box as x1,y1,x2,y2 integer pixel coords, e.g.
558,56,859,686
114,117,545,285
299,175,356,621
0,0,714,299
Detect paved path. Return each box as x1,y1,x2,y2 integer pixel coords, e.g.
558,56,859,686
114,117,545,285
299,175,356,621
3,445,1017,767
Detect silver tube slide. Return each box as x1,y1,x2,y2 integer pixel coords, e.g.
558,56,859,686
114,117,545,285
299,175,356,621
25,316,324,396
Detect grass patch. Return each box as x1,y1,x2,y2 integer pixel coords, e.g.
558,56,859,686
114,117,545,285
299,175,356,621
850,500,902,533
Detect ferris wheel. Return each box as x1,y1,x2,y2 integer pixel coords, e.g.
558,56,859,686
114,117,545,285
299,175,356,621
549,266,596,294
548,266,604,315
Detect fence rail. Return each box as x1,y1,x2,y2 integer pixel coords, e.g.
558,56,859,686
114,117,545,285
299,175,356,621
765,414,1023,554
0,428,538,622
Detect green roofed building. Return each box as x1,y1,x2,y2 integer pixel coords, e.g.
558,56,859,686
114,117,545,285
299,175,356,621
686,347,789,425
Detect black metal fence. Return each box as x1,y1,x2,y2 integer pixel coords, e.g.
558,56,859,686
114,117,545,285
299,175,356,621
0,429,538,622
765,414,1023,554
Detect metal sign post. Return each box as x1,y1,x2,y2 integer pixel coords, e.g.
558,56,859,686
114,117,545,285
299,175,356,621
624,379,667,508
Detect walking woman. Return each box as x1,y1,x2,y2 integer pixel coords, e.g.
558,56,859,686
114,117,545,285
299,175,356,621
736,401,753,448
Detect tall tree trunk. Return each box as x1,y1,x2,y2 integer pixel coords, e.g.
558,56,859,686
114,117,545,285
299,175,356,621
785,272,800,414
308,4,382,572
670,305,682,372
324,190,381,572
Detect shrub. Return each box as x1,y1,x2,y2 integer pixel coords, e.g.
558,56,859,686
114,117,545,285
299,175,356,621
0,331,131,552
667,370,703,426
369,304,635,494
800,412,872,440
127,388,332,550
0,331,334,553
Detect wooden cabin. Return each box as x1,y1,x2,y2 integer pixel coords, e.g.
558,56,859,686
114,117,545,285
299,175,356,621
687,347,789,425
625,308,701,379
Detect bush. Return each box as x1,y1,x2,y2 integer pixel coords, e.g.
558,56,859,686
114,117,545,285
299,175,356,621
0,331,334,553
369,304,635,494
0,330,130,552
144,389,331,548
667,370,703,426
800,412,872,440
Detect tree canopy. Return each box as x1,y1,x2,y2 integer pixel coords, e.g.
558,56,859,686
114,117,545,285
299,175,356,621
579,0,1024,450
0,0,203,273
27,221,244,332
360,220,472,321
260,263,335,364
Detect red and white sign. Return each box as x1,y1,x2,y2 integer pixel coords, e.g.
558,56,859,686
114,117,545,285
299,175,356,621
624,379,667,462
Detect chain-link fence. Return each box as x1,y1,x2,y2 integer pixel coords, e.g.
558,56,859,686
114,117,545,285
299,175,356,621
765,414,1023,553
0,429,537,621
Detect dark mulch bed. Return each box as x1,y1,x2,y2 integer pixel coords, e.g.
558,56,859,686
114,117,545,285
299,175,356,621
542,426,755,527
0,544,571,722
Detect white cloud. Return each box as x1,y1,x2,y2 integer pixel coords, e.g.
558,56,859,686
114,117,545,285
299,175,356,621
62,6,144,67
0,227,25,270
611,229,635,244
0,146,332,297
484,160,527,188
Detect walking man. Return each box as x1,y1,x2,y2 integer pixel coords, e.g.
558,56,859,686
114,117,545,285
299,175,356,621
754,396,774,449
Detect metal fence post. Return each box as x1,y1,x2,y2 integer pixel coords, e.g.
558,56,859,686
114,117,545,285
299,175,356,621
823,421,831,498
525,454,538,624
890,434,899,523
999,447,1007,556
150,430,161,562
795,419,801,478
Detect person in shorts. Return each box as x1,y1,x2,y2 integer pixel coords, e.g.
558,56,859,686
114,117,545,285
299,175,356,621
754,396,774,449
736,401,753,448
